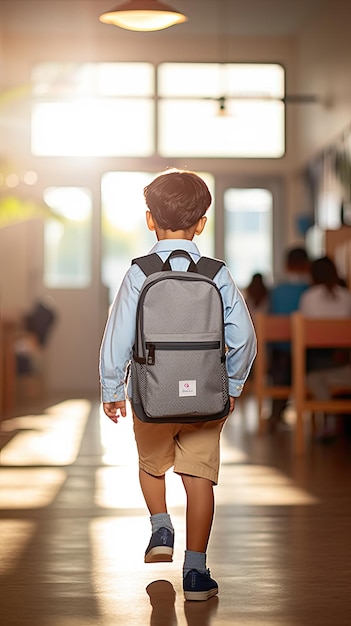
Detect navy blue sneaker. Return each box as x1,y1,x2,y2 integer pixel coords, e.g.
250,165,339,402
144,527,174,563
183,569,218,601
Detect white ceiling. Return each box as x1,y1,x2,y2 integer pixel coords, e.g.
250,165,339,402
0,0,327,37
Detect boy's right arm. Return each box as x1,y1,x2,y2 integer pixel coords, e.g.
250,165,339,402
99,268,141,407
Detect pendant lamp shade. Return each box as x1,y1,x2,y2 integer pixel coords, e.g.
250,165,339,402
99,0,188,32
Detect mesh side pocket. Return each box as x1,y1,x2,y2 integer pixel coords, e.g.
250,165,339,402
131,360,147,405
221,362,229,405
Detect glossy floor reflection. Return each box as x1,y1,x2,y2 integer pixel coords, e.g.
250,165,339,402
0,395,351,625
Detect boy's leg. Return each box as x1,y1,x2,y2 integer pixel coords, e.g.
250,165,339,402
181,473,218,601
139,469,167,514
181,474,214,552
175,420,227,601
133,416,177,562
139,468,174,563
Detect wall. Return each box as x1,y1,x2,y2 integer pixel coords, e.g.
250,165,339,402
0,220,42,318
296,0,351,164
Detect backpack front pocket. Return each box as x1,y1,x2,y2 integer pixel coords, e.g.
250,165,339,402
142,340,227,418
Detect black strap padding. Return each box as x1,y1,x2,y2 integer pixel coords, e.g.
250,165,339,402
132,253,164,276
196,256,225,280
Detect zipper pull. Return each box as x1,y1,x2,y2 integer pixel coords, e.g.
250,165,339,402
147,343,155,365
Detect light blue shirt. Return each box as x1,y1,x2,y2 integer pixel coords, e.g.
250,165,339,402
99,240,257,402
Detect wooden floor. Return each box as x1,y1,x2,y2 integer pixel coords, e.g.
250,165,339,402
0,394,351,626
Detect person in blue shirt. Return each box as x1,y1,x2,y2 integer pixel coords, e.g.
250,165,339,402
99,169,256,602
268,246,310,431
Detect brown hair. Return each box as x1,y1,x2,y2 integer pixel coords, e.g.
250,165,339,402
286,246,310,271
310,256,339,295
246,273,268,308
143,169,212,232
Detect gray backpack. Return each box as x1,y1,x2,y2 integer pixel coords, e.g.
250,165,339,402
130,249,229,423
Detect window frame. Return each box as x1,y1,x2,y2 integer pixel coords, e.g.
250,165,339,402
31,61,286,159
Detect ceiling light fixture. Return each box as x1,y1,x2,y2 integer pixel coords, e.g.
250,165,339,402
99,0,188,32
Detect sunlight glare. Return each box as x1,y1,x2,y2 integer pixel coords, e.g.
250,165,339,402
0,469,66,508
90,518,155,621
95,467,145,509
44,186,91,221
217,465,319,506
102,172,150,232
1,400,91,466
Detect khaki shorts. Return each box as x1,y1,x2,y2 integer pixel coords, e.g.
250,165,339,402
132,414,227,485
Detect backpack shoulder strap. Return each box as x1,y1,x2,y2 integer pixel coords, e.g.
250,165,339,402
132,252,225,279
132,253,163,277
196,256,225,280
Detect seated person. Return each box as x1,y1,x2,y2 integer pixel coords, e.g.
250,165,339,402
244,272,269,322
15,299,57,375
267,246,310,430
299,256,351,438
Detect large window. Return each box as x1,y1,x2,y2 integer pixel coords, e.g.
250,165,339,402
43,187,92,288
31,62,285,158
31,63,155,157
158,63,285,158
224,188,273,289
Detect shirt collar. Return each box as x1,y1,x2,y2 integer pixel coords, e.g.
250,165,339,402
149,239,202,258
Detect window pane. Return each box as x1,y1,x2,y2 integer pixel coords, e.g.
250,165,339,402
158,63,284,98
31,62,155,156
224,64,284,98
32,62,154,96
101,171,215,303
159,63,223,97
159,99,284,157
158,62,285,158
224,188,273,289
32,99,154,156
43,187,92,288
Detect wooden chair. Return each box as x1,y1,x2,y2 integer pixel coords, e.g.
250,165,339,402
291,312,351,455
254,312,292,433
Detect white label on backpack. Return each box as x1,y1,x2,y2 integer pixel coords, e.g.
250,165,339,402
179,380,197,397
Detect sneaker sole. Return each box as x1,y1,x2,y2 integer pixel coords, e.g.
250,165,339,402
144,546,173,563
184,587,218,602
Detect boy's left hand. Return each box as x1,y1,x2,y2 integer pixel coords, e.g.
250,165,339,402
229,397,235,413
103,400,127,423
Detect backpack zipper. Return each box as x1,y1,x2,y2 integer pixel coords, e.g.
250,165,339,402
146,341,220,365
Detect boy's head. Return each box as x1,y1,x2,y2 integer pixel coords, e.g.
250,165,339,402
143,169,212,233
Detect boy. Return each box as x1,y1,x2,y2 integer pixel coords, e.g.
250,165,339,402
99,169,256,601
